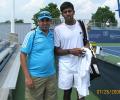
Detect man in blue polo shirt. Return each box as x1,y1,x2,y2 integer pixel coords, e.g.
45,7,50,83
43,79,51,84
20,11,57,100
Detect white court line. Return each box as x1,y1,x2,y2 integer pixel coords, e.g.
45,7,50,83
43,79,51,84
102,48,120,54
101,46,120,47
102,51,120,58
103,52,120,58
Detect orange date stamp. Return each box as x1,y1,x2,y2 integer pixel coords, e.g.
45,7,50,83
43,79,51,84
96,89,120,94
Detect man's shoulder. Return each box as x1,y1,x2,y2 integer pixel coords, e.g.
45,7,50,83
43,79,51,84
25,30,35,38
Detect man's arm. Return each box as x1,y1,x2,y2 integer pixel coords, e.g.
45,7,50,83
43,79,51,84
84,41,90,48
20,52,34,88
55,47,84,56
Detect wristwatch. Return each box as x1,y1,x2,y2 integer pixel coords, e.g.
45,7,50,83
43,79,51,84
67,49,71,54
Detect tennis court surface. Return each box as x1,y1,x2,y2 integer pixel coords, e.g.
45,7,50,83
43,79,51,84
102,46,120,57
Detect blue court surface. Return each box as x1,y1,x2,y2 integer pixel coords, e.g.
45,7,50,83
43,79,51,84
102,46,120,57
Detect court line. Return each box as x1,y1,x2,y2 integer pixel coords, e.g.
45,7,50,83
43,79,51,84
102,52,120,58
101,46,120,47
102,48,120,54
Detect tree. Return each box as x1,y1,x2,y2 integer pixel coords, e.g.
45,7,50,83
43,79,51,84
4,20,10,23
15,19,24,23
90,6,117,27
3,19,24,23
32,3,60,26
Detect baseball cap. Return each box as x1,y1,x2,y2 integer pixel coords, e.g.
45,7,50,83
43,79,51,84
38,11,52,20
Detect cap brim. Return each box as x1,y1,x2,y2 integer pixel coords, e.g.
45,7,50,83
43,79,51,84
38,16,52,20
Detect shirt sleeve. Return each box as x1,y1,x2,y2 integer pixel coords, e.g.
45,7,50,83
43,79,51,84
54,27,61,47
20,31,34,54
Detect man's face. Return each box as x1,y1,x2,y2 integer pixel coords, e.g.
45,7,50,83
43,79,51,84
38,18,51,30
62,8,75,21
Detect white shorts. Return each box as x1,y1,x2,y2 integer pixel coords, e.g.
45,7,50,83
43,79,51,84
58,69,78,90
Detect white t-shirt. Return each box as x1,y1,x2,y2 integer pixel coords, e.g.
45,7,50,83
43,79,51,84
54,21,84,72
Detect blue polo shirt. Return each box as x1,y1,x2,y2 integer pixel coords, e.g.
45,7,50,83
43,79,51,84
20,26,55,77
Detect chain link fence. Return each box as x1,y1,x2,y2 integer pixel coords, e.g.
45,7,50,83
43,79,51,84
51,18,120,29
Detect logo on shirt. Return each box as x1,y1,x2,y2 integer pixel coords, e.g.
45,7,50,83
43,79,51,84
80,32,82,34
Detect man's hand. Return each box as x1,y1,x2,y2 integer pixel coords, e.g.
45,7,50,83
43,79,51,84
25,77,34,89
69,48,85,56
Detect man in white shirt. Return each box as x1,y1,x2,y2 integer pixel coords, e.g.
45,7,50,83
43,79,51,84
54,2,89,100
